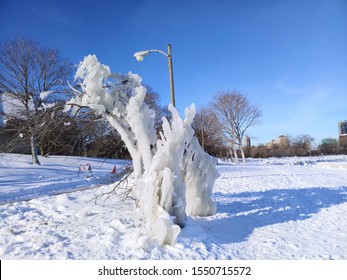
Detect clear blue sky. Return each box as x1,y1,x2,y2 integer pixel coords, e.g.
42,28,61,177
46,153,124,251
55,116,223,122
1,0,346,145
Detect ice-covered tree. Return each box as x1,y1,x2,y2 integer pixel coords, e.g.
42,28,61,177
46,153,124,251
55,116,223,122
64,55,218,245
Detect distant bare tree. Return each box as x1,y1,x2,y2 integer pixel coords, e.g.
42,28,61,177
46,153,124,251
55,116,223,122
212,91,262,163
250,144,270,158
87,128,130,159
192,106,228,157
0,37,73,164
291,134,315,156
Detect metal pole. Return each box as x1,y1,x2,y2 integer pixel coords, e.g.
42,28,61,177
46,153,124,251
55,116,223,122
167,44,176,107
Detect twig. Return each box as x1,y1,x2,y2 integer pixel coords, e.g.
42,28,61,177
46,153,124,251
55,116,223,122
91,165,135,205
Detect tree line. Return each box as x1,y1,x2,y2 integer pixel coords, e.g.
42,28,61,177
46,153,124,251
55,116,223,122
1,37,344,164
245,136,347,158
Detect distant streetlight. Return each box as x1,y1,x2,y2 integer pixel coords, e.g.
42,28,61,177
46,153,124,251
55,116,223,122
134,44,176,107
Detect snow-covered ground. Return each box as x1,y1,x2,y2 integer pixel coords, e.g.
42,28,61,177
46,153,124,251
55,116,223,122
1,153,347,259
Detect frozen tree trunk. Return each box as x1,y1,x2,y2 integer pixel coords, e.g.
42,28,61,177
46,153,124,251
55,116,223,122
240,144,246,164
184,137,218,216
29,132,40,165
65,55,218,246
231,129,238,164
232,144,238,163
136,104,196,244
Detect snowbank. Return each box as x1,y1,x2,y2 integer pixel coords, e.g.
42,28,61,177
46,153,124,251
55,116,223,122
1,154,347,259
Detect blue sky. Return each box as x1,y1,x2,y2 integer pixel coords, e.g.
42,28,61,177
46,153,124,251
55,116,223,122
1,0,346,145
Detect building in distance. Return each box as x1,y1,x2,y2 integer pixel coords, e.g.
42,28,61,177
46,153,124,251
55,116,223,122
338,121,347,148
266,135,290,149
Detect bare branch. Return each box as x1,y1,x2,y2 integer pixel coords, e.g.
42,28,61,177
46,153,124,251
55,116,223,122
91,165,135,205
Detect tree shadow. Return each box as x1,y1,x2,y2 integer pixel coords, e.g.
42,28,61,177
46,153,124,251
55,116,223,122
196,186,347,244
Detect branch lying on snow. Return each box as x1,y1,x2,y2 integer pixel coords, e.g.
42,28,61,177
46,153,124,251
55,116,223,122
91,165,135,205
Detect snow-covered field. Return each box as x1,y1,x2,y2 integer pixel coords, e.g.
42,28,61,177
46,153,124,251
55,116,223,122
1,153,347,259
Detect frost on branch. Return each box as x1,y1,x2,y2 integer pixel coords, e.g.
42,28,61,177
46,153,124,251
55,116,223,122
65,55,218,245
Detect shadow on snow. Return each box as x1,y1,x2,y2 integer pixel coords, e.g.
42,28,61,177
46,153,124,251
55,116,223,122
196,186,347,244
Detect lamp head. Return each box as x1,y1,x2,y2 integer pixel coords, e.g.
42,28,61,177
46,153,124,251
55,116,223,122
135,55,144,62
134,50,150,62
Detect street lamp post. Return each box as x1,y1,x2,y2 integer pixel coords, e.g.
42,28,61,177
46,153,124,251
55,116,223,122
134,44,176,107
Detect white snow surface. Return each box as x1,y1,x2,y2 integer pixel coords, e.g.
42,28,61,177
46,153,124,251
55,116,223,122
1,153,347,259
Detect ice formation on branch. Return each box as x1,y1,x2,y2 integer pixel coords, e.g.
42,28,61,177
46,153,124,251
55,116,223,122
65,55,219,245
